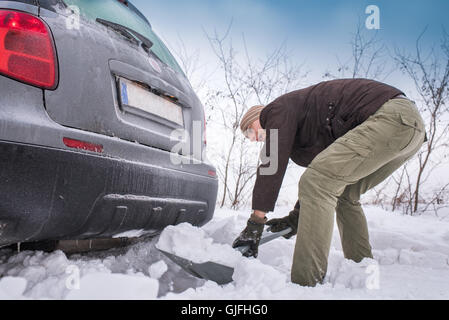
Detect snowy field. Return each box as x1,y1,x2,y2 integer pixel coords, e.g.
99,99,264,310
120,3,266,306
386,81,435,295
0,206,448,300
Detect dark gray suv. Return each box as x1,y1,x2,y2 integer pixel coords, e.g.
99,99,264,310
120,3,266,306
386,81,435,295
0,0,218,248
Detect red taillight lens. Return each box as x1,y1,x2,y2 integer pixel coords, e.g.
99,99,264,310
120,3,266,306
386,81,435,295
208,170,216,177
63,137,104,153
0,10,58,89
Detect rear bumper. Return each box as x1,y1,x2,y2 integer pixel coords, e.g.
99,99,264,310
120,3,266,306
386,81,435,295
0,140,218,247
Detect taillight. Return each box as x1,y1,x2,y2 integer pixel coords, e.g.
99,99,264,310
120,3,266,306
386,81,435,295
0,10,58,89
208,170,216,177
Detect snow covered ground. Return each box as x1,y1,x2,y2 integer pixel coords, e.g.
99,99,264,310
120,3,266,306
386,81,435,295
0,206,448,300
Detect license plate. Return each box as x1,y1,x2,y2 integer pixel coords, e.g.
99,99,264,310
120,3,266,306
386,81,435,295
119,77,184,126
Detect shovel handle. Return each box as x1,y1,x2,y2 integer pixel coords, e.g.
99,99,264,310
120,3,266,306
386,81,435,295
236,227,293,254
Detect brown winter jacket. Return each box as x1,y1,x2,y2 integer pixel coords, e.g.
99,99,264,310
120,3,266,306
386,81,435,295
252,78,404,212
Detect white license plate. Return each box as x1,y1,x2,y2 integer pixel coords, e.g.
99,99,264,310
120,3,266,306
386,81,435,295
119,78,184,126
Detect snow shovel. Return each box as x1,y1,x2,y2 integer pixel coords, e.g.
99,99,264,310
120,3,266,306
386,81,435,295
158,227,292,285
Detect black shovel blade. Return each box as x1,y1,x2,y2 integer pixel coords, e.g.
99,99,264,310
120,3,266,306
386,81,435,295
159,249,235,285
158,227,292,285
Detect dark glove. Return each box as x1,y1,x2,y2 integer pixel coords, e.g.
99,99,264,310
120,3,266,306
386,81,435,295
266,201,300,239
232,213,267,258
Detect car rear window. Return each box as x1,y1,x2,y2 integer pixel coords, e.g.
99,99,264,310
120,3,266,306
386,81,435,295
63,0,184,76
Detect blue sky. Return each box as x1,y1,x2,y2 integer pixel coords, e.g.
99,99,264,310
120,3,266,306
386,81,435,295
132,0,449,89
130,1,449,201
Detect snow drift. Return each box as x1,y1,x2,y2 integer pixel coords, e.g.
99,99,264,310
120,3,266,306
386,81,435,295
0,206,448,300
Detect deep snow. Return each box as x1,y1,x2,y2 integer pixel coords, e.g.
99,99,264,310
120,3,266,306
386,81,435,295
0,206,448,300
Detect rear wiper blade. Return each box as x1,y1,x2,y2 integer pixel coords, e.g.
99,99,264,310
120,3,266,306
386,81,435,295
96,18,139,46
96,18,153,53
125,27,154,53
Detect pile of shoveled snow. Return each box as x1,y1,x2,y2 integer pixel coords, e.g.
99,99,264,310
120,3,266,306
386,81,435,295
0,206,448,300
156,222,242,266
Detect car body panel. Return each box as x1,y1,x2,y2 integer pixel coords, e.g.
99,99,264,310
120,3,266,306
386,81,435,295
0,139,216,246
0,0,218,247
0,1,38,15
40,4,204,159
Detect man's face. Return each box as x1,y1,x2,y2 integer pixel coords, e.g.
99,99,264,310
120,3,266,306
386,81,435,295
245,121,266,142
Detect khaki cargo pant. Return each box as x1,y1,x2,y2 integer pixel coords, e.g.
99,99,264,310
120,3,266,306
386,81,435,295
292,97,425,287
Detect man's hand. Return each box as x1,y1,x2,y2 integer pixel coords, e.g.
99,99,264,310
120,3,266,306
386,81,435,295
266,203,300,239
232,213,267,258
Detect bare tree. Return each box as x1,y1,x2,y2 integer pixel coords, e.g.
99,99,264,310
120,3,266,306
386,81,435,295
203,23,307,209
421,182,449,217
172,34,216,95
393,28,449,214
391,165,407,212
326,24,449,215
324,20,392,80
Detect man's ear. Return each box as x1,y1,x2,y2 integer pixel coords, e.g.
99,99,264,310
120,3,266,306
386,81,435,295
258,129,267,142
244,127,255,138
